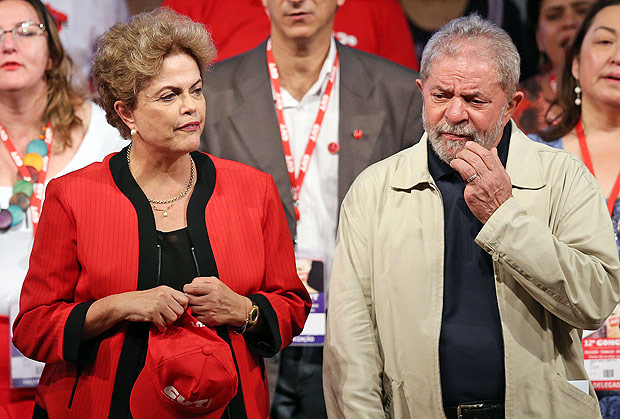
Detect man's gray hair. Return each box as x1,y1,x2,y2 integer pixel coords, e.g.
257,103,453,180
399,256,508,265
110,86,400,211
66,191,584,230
420,14,520,97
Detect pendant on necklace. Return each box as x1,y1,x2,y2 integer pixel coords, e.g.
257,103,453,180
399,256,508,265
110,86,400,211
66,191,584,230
163,210,168,217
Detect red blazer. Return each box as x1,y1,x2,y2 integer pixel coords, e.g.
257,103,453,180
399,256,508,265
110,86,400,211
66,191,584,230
12,150,311,418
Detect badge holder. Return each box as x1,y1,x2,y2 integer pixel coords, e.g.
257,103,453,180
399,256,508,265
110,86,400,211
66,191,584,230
292,251,326,346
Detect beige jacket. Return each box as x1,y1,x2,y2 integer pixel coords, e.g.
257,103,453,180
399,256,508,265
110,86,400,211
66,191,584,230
324,123,620,419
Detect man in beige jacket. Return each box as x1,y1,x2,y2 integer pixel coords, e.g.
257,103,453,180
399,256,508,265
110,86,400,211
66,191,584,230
323,15,620,419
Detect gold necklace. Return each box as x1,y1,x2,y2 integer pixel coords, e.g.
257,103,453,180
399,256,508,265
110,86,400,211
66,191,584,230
126,144,195,217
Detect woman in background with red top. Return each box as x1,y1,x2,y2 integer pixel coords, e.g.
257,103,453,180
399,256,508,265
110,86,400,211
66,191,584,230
0,0,126,416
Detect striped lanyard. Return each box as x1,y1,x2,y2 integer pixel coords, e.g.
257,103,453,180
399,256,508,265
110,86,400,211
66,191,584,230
266,38,339,220
576,118,620,216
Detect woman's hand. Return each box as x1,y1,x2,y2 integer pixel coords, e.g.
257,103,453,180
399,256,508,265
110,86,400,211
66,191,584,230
83,286,189,339
183,277,250,327
118,286,189,332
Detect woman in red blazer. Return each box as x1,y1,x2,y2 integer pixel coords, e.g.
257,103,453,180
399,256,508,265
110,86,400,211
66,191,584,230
12,9,310,419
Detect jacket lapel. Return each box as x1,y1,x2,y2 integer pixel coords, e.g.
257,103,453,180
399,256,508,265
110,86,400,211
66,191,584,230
505,121,546,190
220,42,296,224
337,44,385,204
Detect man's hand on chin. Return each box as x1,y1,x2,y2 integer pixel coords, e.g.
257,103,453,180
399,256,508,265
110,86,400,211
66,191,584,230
450,141,513,224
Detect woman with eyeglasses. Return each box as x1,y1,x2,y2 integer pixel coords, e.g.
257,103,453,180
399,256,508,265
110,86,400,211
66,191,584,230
0,0,127,416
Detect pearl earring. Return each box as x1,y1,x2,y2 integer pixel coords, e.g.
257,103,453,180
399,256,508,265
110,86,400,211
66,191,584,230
130,128,137,136
574,85,582,106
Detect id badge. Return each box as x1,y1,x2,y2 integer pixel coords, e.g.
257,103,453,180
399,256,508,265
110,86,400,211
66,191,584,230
292,253,326,346
9,301,44,388
583,303,620,390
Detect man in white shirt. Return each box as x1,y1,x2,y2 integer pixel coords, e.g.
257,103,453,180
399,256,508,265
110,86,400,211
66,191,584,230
201,0,423,416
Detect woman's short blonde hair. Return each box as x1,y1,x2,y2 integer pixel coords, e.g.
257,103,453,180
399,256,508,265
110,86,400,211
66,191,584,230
92,8,217,139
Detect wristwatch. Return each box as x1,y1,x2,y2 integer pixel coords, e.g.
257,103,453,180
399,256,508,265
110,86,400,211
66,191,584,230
247,304,260,329
236,303,260,335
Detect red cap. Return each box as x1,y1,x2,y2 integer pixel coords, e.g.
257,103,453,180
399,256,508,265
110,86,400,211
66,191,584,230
130,310,238,418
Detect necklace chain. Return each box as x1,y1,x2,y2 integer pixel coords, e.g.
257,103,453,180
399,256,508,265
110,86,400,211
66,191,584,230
126,144,195,215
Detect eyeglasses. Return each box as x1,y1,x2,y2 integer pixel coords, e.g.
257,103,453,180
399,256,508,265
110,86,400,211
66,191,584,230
0,22,46,44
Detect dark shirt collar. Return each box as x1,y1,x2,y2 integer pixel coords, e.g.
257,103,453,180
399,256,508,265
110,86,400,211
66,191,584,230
428,121,512,182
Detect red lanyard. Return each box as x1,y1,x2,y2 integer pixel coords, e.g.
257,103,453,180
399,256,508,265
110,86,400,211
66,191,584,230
0,121,53,235
266,38,339,220
576,118,620,216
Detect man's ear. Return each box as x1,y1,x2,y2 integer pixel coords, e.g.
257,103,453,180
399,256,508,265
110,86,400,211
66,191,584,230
416,79,423,92
502,90,525,126
114,100,135,131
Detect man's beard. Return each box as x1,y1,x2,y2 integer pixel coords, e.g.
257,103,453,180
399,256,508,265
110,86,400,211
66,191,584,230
423,105,507,164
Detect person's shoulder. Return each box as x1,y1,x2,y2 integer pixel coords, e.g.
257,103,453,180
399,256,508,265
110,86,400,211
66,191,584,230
515,126,565,156
339,43,420,81
527,132,563,150
81,101,129,156
87,102,125,136
161,0,208,16
207,42,265,80
516,130,597,188
204,43,268,104
348,143,421,196
49,154,115,189
538,146,600,191
528,138,579,167
205,152,271,182
69,153,115,176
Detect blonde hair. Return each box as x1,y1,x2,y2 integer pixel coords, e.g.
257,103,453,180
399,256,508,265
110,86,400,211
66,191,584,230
12,0,85,152
92,8,217,139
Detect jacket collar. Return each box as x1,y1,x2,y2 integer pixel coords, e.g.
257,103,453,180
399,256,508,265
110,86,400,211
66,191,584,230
505,121,546,190
108,148,219,289
389,121,547,191
337,41,374,102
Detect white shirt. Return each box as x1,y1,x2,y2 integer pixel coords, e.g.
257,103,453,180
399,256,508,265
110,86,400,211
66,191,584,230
45,0,130,86
0,102,129,316
279,38,340,291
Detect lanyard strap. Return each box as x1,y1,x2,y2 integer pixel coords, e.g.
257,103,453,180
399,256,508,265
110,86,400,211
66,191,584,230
576,118,620,216
0,121,53,235
266,38,339,220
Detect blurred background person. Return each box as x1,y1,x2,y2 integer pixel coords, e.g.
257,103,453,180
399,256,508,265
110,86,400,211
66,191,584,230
162,0,420,69
0,0,127,416
44,0,130,88
398,0,534,78
529,1,620,416
513,0,594,133
43,0,162,90
12,9,310,418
